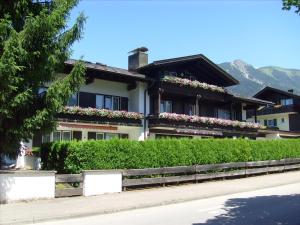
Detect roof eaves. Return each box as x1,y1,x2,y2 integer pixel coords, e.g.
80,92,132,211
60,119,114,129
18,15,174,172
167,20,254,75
254,86,300,99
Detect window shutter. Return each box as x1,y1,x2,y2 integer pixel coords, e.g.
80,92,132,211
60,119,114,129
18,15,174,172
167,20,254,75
87,132,96,140
273,119,277,127
264,120,267,126
120,97,128,111
79,92,96,108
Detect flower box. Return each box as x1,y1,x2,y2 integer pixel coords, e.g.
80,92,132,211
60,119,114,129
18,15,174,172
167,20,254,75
152,113,264,130
161,76,226,93
58,107,143,125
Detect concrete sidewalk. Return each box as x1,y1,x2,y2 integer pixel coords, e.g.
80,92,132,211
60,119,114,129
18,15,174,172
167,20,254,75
1,171,300,225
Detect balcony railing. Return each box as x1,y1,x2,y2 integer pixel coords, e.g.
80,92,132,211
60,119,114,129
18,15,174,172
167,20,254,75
149,113,264,131
161,76,226,93
257,105,299,116
57,106,143,126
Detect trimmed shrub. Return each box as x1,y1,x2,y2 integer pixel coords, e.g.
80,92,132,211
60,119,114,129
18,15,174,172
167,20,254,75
40,138,300,174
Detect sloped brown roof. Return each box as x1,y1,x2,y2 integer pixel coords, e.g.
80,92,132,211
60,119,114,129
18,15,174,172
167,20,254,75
137,54,239,87
65,59,146,81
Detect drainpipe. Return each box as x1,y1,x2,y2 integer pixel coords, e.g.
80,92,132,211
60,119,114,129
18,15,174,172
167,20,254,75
144,80,155,140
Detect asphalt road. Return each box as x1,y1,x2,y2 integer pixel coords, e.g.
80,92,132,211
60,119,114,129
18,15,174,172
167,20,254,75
34,182,300,225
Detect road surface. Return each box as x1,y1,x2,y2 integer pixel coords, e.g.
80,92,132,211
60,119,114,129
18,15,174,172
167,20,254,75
33,182,300,225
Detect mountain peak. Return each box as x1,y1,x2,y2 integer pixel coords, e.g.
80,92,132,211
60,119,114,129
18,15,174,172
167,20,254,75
231,59,250,68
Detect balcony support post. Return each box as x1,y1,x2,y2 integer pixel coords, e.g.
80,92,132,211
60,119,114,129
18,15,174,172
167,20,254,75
230,103,234,120
195,94,201,116
157,88,164,115
254,107,257,123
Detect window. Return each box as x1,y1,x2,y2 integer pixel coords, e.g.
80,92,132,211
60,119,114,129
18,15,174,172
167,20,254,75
62,131,71,141
104,96,112,110
96,95,104,109
160,100,172,113
281,99,293,106
96,133,104,140
217,108,231,120
73,131,82,141
105,133,119,140
113,97,120,110
53,131,61,142
185,104,195,116
67,93,78,106
267,119,277,127
120,134,129,139
42,133,51,143
281,118,285,123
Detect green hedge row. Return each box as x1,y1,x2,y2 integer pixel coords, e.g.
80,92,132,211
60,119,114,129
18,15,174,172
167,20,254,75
40,138,300,174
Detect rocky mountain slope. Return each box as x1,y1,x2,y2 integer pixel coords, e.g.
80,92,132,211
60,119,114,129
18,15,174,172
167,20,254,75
219,60,300,97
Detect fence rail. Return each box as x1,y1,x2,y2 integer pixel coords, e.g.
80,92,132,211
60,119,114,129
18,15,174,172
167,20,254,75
54,158,300,196
122,158,300,188
55,174,83,198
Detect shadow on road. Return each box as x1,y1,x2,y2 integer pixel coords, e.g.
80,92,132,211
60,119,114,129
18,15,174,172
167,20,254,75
193,194,300,225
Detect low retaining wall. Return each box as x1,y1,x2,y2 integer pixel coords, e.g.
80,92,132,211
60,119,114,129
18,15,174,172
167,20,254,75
0,170,55,204
1,158,300,203
83,170,122,196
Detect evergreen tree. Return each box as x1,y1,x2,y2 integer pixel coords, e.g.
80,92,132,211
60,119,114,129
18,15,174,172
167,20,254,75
0,0,86,155
283,0,300,14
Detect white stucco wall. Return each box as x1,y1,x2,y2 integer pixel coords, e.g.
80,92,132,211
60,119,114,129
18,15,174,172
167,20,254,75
248,113,291,131
15,156,41,170
57,123,145,141
83,170,122,196
0,171,55,203
80,79,129,98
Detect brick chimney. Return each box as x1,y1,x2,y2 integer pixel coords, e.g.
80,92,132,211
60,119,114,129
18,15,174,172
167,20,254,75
288,89,294,93
128,47,148,71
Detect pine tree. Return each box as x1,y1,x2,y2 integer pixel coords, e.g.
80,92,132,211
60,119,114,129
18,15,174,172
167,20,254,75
283,0,300,14
0,0,86,155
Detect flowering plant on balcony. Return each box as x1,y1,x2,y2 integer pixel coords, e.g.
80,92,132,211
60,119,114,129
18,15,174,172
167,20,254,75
161,76,226,93
61,107,143,120
159,113,265,129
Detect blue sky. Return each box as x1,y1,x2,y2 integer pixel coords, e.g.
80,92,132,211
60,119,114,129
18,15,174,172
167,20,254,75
69,0,300,69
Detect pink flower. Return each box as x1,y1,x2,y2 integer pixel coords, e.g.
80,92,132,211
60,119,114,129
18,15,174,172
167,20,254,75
62,106,143,120
162,76,226,93
158,112,264,129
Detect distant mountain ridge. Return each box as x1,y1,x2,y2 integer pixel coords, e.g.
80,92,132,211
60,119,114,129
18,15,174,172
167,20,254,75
219,60,300,97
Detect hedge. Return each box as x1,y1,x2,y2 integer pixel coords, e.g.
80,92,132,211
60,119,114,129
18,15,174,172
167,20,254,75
40,138,300,174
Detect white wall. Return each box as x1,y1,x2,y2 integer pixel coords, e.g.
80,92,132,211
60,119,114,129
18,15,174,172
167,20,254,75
248,113,291,131
15,156,41,170
128,81,149,114
0,171,55,203
80,79,129,98
83,170,122,196
80,79,148,114
57,123,145,141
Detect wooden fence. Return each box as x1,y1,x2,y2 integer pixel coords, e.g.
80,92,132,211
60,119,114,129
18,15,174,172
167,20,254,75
122,158,300,189
54,158,300,197
55,174,83,197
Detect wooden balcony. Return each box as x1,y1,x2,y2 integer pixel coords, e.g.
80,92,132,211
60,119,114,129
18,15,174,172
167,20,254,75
257,105,300,116
57,107,143,127
148,113,262,133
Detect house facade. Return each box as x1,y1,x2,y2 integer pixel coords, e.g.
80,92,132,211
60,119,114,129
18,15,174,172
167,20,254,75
247,87,300,135
31,48,277,147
